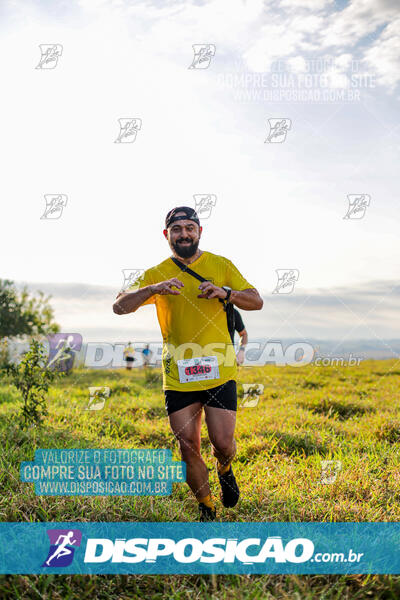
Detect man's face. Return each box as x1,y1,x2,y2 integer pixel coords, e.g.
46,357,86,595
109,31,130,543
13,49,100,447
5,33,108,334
164,215,202,258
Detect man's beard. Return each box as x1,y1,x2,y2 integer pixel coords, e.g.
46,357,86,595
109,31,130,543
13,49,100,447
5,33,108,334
171,238,199,258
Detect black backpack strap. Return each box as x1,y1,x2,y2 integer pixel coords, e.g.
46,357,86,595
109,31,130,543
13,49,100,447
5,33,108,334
170,256,208,283
170,256,225,305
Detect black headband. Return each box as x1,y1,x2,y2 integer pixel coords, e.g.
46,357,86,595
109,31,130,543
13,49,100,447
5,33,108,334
165,206,200,229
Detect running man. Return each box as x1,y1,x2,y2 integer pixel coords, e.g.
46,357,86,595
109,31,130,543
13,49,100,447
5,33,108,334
113,206,263,520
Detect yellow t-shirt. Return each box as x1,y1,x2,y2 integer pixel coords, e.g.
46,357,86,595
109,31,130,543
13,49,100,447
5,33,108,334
129,251,255,391
123,345,135,358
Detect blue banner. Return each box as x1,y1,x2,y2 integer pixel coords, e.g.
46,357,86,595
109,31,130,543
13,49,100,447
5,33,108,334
0,522,399,574
20,449,186,496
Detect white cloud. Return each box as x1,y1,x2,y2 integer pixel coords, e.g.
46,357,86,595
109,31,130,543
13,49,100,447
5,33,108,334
287,55,308,72
363,18,400,88
280,0,332,8
2,0,399,89
334,53,353,69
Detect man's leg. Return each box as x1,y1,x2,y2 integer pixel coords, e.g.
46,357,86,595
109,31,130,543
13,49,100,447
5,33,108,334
204,404,240,508
168,402,211,500
204,405,237,471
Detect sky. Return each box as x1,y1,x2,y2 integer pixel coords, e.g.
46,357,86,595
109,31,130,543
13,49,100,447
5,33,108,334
1,0,399,347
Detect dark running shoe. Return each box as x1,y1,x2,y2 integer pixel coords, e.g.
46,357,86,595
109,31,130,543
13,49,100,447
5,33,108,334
218,466,240,508
199,503,217,522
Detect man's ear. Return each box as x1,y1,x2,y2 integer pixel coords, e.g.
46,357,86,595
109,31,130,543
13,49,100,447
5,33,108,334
199,226,203,236
163,228,168,239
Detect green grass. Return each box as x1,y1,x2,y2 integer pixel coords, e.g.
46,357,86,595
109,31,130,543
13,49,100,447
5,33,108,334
1,360,400,598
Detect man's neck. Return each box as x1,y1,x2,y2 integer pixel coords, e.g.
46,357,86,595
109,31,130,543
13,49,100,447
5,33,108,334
172,249,203,265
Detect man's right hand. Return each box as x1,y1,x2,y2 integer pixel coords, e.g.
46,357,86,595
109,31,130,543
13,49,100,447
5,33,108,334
113,278,184,315
152,278,184,296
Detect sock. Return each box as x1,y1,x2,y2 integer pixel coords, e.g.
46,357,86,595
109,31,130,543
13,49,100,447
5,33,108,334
198,494,215,510
217,460,231,475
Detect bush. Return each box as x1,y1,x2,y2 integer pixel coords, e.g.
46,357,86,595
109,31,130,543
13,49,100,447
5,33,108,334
0,338,10,371
6,339,59,429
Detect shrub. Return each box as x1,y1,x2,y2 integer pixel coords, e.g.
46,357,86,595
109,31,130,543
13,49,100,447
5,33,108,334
6,339,59,429
0,338,10,370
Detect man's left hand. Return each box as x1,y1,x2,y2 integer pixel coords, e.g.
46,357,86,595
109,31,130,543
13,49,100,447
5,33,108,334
197,282,228,300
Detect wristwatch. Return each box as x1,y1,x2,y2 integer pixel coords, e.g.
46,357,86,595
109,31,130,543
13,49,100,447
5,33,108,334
222,286,232,301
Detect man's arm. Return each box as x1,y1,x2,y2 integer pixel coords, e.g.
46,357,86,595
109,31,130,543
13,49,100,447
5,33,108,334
220,258,263,310
230,288,263,311
197,283,263,310
113,286,156,315
113,277,184,315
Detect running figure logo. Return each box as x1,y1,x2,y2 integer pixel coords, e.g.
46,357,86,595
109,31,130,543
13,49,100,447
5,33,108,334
343,194,371,219
47,333,83,372
272,269,299,294
114,118,142,143
121,269,145,292
42,529,82,567
265,119,291,143
193,194,217,219
35,44,63,69
85,386,111,411
188,44,216,69
320,460,342,484
240,383,264,408
40,194,68,220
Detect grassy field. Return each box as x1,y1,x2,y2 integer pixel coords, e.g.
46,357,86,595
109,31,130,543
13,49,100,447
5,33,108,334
1,360,400,598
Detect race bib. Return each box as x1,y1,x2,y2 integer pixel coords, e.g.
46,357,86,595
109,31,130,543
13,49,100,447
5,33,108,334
177,356,220,384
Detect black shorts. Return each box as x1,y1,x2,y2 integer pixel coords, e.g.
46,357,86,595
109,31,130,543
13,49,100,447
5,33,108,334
125,356,134,363
164,379,237,416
